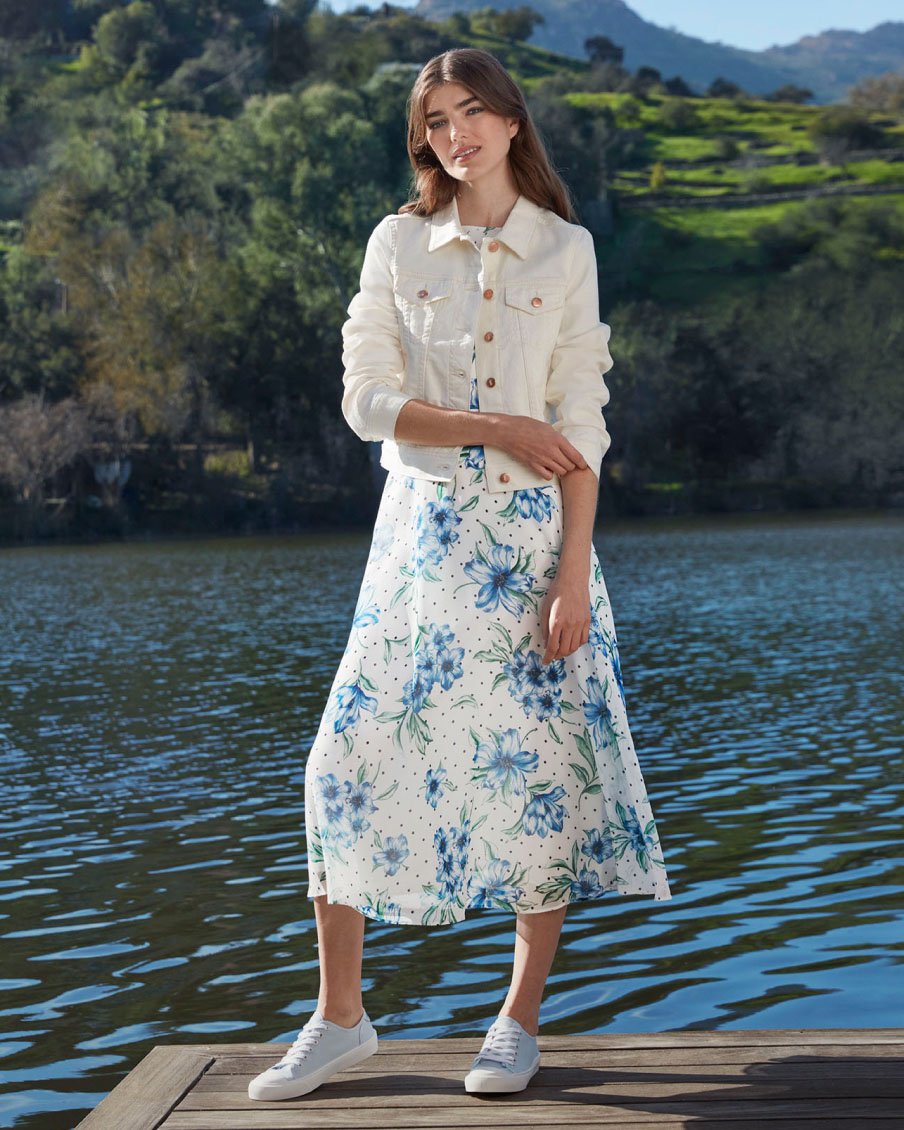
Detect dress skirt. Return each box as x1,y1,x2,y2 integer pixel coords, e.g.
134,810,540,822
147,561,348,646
303,440,673,926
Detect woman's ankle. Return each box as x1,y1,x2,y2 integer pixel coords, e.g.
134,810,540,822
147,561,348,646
318,1004,364,1027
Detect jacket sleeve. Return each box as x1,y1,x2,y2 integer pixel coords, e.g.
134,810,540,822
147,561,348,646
545,225,614,481
340,215,416,443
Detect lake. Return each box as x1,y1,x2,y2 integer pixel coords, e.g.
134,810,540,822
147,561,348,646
0,509,901,1128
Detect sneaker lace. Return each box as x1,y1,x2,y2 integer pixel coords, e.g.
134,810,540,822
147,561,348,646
476,1021,520,1067
277,1018,328,1066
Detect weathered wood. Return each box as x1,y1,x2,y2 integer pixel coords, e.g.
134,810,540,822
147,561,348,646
205,1042,904,1074
75,1045,214,1130
76,1028,904,1129
160,1102,904,1128
196,1057,904,1090
184,1028,904,1055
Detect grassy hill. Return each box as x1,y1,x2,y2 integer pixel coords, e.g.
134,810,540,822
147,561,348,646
551,90,904,305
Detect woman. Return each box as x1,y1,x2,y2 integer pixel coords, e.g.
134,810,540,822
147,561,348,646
249,46,672,1104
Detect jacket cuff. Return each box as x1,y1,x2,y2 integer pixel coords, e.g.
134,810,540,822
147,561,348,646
359,386,417,444
552,423,611,481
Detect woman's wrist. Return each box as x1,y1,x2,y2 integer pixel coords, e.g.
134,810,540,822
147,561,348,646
557,552,591,580
478,411,511,447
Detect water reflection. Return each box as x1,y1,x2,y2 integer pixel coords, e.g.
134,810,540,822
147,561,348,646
0,512,901,1128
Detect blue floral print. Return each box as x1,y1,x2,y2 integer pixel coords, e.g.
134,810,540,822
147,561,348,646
303,222,672,924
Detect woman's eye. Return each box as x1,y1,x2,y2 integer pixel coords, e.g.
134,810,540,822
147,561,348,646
427,106,484,131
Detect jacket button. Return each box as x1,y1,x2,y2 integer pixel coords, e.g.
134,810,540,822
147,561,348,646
483,331,494,342
487,240,500,252
483,288,494,299
531,296,542,307
486,377,496,387
417,288,428,297
499,472,510,483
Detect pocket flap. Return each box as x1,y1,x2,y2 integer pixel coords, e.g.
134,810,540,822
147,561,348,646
393,275,455,304
504,282,566,313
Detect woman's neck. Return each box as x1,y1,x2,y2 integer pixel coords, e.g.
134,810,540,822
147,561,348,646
456,188,519,229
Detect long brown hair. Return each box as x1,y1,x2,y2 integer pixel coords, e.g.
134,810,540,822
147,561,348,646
398,48,577,222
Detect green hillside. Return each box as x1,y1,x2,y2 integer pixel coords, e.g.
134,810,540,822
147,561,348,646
0,4,902,540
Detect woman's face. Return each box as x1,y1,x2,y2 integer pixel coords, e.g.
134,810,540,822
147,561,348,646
422,81,519,187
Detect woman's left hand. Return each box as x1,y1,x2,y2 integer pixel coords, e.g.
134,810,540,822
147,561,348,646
539,572,591,665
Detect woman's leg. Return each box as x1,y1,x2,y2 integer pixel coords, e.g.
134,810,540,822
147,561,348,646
313,895,366,1026
498,905,568,1036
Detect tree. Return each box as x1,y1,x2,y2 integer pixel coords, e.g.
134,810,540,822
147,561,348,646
663,76,695,97
472,5,543,43
807,105,886,169
657,99,700,132
79,1,169,90
707,77,744,99
584,35,623,66
629,65,661,97
494,5,544,43
767,84,813,104
847,71,904,119
0,393,90,534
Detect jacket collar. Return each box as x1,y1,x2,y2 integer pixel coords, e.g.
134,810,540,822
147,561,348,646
427,192,542,259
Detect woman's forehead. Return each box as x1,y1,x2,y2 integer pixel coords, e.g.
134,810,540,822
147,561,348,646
423,82,475,114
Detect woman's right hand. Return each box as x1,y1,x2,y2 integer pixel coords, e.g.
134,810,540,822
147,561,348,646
493,414,589,480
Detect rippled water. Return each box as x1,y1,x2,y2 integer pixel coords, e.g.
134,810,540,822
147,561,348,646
1,512,901,1128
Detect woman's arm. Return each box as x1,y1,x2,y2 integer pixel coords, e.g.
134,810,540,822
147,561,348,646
544,227,614,482
393,399,507,446
539,226,611,664
395,401,590,479
540,465,597,665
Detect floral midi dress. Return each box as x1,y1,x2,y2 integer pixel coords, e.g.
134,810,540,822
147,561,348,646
304,222,673,926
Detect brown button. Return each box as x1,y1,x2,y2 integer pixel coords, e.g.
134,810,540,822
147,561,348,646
417,288,428,298
486,377,496,387
483,331,494,342
499,472,510,483
487,240,500,252
483,288,494,299
531,296,542,307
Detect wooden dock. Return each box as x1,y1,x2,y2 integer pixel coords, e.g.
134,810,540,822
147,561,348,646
75,1027,904,1128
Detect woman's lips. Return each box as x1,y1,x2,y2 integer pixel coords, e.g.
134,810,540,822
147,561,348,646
453,146,481,163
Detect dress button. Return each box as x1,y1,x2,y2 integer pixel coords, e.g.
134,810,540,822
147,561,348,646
483,331,494,342
531,296,542,307
483,288,494,299
486,377,496,387
417,288,428,297
487,240,500,252
499,472,510,483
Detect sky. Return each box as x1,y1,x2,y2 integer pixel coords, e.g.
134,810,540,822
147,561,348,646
620,0,902,50
323,0,903,52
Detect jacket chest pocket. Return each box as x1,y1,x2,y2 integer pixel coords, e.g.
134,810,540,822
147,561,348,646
502,282,566,350
393,274,455,348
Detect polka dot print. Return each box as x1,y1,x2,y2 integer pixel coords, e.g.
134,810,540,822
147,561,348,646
303,224,673,926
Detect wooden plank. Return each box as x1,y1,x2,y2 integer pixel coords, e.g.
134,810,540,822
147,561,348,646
159,1098,904,1127
185,1029,904,1056
76,1046,214,1130
79,1030,904,1129
190,1057,904,1093
178,1078,904,1110
206,1041,904,1075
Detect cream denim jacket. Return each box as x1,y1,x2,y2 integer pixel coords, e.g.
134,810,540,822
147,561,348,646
340,192,614,492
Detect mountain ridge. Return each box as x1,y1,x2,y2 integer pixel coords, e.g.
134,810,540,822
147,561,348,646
411,0,904,102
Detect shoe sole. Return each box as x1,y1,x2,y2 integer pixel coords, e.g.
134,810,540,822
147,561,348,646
248,1032,379,1101
464,1052,541,1093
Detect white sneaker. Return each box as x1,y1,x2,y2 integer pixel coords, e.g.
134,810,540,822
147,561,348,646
464,1014,541,1093
247,1008,378,1101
